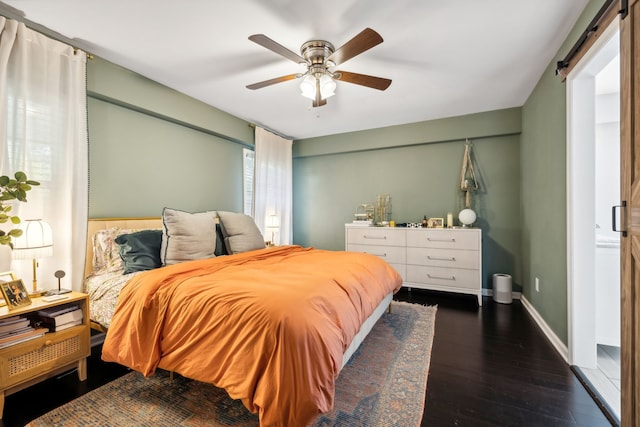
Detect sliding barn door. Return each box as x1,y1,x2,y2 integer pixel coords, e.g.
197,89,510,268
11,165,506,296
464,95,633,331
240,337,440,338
620,0,640,425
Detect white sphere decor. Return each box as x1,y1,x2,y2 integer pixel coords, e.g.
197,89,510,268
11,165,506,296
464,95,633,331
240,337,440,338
458,208,477,227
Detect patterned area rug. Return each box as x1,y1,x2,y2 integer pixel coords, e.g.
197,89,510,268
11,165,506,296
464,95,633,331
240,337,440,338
27,301,436,427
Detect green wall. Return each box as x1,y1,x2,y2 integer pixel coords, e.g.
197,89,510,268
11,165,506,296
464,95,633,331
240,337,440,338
86,58,254,217
293,109,522,291
520,0,605,344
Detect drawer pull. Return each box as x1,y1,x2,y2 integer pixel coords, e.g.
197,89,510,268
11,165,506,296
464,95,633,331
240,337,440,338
427,256,456,261
427,237,456,242
427,274,456,281
365,252,387,257
364,235,387,240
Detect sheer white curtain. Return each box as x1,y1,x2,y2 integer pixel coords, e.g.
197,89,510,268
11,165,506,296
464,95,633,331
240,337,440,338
254,127,292,245
0,17,88,291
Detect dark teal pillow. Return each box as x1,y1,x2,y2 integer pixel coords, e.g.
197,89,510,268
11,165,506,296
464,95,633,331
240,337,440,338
115,230,163,274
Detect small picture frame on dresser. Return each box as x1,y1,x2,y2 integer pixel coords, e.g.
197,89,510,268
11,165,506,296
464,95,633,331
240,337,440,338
0,279,31,310
428,217,444,228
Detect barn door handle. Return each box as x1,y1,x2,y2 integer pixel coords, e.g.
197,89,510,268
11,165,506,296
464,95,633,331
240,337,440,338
612,201,627,237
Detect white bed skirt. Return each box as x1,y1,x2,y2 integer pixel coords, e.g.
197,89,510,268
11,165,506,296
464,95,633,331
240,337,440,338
341,292,393,369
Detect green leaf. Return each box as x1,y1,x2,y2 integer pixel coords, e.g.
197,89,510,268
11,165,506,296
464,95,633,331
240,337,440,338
15,189,26,202
10,216,20,224
26,180,40,186
14,171,26,182
8,229,22,237
0,193,15,201
18,183,31,192
0,175,8,186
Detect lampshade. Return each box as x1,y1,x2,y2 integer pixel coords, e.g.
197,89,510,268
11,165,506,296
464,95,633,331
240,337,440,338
300,75,316,100
300,74,336,100
12,219,53,260
319,75,336,99
267,214,280,229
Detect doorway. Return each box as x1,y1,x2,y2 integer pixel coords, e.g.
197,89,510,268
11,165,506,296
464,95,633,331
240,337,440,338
567,18,620,424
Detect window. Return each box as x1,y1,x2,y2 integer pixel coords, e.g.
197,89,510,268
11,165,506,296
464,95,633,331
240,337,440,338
242,148,255,216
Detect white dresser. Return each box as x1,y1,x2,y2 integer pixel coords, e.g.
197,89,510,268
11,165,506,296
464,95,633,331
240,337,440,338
345,225,482,305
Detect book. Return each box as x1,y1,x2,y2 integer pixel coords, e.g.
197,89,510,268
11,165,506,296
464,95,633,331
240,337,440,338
0,327,47,347
0,329,47,349
38,308,83,327
0,316,21,324
0,317,30,333
0,325,34,339
37,304,80,318
53,319,83,332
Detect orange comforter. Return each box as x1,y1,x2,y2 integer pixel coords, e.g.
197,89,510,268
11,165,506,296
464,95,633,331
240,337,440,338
101,245,402,426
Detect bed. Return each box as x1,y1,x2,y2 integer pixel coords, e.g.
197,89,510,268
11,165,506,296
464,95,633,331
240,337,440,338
84,212,402,426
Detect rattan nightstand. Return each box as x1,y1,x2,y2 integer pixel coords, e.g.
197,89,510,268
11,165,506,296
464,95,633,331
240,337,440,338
0,291,90,419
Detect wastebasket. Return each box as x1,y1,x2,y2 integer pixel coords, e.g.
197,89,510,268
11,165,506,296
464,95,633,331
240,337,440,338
492,273,512,304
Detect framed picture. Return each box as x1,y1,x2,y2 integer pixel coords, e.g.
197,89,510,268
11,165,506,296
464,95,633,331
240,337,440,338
428,217,444,228
0,272,17,307
0,279,31,310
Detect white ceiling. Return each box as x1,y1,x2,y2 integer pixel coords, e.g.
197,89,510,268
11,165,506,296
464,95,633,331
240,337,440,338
0,0,589,140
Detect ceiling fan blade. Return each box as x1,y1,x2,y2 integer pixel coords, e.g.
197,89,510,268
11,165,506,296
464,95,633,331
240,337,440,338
246,74,299,90
249,34,306,64
334,71,392,91
327,28,383,66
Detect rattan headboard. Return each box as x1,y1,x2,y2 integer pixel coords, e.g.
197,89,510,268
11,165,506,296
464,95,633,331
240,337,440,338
85,217,163,279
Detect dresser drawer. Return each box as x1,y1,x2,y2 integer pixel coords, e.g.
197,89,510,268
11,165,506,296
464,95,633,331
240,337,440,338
407,229,480,250
406,265,479,290
389,263,406,282
407,247,479,269
348,244,406,264
346,227,406,247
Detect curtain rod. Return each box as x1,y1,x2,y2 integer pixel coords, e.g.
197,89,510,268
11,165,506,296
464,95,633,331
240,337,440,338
248,123,293,142
555,0,626,77
0,4,95,59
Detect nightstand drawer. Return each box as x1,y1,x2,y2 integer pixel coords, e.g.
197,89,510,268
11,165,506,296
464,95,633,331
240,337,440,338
407,247,479,269
0,325,90,389
406,265,479,290
407,229,479,250
347,244,406,264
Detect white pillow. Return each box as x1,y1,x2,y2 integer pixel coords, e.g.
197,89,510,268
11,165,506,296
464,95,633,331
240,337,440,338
217,211,266,254
161,208,217,265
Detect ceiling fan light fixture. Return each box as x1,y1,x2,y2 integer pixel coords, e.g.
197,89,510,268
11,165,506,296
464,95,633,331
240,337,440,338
300,74,316,99
319,74,336,99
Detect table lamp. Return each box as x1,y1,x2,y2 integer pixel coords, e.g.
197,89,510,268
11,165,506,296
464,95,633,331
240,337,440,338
12,219,53,297
266,215,280,246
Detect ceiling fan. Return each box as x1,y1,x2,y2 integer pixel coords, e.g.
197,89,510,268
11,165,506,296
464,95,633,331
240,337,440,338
246,28,392,108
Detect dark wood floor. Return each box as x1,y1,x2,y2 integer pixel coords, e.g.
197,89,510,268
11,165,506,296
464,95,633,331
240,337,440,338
398,289,613,427
0,289,611,427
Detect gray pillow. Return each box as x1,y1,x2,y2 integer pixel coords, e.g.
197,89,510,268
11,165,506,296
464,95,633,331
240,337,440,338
161,208,217,265
217,211,266,254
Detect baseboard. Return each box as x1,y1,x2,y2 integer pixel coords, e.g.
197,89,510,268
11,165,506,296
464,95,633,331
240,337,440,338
482,288,522,300
520,295,569,363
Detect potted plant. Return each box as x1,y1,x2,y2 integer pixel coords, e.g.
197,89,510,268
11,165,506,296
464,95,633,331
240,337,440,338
0,172,40,247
